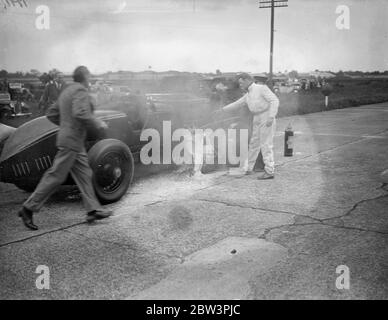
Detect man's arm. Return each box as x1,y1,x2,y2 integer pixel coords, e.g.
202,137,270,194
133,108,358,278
262,85,279,119
72,88,104,129
46,101,60,125
222,94,247,113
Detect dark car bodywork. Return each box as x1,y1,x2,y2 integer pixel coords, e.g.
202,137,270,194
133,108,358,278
0,110,134,191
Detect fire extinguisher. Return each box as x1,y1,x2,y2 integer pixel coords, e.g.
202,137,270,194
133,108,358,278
284,124,294,157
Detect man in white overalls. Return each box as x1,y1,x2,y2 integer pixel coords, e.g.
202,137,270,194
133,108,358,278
221,73,279,179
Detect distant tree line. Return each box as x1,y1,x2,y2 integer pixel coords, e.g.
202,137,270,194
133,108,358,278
0,69,61,80
2,68,388,81
336,70,388,76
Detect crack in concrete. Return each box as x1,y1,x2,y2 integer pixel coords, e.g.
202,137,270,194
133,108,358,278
61,229,185,263
0,221,85,248
260,220,388,241
262,197,388,239
319,223,388,236
260,193,388,239
195,188,388,240
258,220,388,246
258,222,319,240
195,197,322,222
322,183,388,223
2,183,386,248
62,229,138,251
144,200,164,207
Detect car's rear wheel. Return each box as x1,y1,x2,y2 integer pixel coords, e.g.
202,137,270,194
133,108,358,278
88,139,134,204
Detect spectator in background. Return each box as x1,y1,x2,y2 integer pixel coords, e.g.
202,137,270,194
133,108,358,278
209,82,228,109
56,72,67,93
39,72,60,114
0,78,9,93
215,82,229,106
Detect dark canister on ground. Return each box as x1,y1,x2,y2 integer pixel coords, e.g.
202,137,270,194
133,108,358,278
284,124,294,157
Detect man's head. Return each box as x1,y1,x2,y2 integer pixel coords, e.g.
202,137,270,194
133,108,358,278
48,72,55,81
236,73,253,91
73,66,91,87
254,75,268,84
56,72,64,82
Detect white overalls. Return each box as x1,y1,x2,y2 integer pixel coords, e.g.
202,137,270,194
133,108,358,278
223,83,279,174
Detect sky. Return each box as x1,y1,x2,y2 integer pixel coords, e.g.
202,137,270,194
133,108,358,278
0,0,387,73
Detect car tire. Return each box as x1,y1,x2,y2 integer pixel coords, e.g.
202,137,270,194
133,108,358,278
88,139,134,204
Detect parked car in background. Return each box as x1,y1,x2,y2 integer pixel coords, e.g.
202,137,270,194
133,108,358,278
8,83,34,101
0,91,31,119
0,92,14,120
273,81,300,94
112,85,131,95
0,91,32,126
144,92,215,127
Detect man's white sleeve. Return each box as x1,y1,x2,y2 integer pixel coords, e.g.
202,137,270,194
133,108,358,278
262,86,279,118
222,94,247,112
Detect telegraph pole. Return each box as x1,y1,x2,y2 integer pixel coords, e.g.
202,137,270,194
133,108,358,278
259,0,288,87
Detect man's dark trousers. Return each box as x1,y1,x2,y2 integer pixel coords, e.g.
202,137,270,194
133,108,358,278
23,147,101,213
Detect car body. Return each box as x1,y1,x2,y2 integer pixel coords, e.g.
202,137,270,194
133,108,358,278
0,97,189,202
0,110,137,202
8,82,34,101
273,81,300,94
113,86,131,95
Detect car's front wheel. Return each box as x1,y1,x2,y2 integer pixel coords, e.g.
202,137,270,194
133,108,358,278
88,139,134,204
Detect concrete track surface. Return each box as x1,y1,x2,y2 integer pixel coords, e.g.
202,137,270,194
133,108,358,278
0,103,387,299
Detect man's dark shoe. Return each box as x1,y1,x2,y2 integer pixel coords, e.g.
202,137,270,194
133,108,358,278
18,207,38,230
86,209,113,223
257,172,275,180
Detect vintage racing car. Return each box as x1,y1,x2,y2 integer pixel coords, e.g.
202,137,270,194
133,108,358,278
0,93,247,204
0,110,139,203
